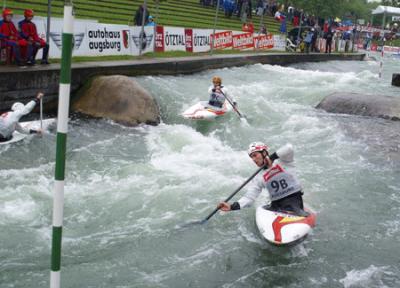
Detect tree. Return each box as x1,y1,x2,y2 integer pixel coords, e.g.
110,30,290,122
381,0,400,7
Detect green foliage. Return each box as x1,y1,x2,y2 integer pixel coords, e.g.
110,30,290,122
381,0,400,7
290,0,379,21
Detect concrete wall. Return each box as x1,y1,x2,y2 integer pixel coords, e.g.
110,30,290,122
0,52,365,112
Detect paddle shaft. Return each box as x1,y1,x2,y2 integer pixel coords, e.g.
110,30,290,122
40,97,43,130
218,89,244,118
202,166,265,222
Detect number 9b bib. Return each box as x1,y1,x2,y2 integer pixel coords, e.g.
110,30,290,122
263,164,302,201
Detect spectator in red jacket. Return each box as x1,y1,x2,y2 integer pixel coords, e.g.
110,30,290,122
0,8,30,66
19,9,49,65
242,22,254,34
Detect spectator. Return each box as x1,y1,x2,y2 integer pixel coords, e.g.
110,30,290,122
311,27,318,52
223,0,235,18
242,21,254,34
134,4,149,26
259,24,267,34
325,26,334,54
280,16,287,34
293,9,300,26
0,8,30,66
19,9,49,65
145,15,155,27
304,29,313,53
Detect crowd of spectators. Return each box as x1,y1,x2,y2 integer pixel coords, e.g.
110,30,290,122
0,8,49,67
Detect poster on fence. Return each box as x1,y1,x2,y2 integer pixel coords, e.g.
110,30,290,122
253,34,274,50
130,26,155,55
232,32,254,50
163,27,186,52
272,35,286,51
192,29,212,53
210,31,233,50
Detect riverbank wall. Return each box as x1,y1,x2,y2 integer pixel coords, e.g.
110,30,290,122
0,52,365,112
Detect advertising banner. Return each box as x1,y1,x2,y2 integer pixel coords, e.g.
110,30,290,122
253,34,274,50
163,26,186,52
192,29,212,53
272,35,286,51
232,32,253,50
130,26,155,55
155,25,164,52
185,28,193,53
210,31,233,50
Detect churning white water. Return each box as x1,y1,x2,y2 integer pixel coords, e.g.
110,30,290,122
1,55,400,287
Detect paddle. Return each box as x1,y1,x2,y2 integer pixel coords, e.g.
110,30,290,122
40,96,43,130
218,89,245,119
185,165,265,226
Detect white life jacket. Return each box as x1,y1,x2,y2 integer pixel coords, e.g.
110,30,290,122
0,100,36,138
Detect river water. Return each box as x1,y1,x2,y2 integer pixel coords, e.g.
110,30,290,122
1,54,400,288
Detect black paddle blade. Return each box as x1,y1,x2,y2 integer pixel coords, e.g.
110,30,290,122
175,219,208,230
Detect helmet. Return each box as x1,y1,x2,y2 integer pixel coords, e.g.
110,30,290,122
212,76,222,85
11,102,24,112
247,142,269,156
2,8,13,18
148,15,153,20
24,9,34,18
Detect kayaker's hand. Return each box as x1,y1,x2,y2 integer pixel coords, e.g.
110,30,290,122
36,92,44,100
218,202,231,211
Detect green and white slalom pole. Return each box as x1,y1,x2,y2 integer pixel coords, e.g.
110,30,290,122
50,3,74,288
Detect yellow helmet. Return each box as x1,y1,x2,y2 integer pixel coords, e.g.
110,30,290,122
212,76,222,85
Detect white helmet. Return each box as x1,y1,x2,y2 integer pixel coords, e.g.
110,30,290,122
11,102,24,112
247,142,269,156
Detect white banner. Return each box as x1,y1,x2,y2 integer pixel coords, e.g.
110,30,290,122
130,26,155,55
163,27,186,52
192,29,212,53
272,35,286,51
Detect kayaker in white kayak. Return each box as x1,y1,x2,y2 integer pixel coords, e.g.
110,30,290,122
208,76,236,108
0,92,43,142
218,142,306,215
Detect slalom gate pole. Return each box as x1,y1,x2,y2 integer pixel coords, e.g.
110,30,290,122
379,40,385,78
210,0,221,55
50,3,74,288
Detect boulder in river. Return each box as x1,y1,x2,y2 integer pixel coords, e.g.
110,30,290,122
392,73,400,87
73,75,160,126
316,92,400,120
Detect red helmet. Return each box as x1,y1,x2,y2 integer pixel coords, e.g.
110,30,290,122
2,8,13,18
24,9,34,18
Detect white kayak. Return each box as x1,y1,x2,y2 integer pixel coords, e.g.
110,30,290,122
182,100,232,121
256,205,316,245
0,118,56,145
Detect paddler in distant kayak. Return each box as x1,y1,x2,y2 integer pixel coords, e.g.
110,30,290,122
208,76,236,108
0,92,43,142
218,142,306,215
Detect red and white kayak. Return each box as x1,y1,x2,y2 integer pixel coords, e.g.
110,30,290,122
182,101,232,121
256,205,316,245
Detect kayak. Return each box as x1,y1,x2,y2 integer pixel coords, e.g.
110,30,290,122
256,205,316,246
182,100,232,121
0,118,56,145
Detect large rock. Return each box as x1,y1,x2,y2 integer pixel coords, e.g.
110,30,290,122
316,92,400,120
392,73,400,87
73,75,160,126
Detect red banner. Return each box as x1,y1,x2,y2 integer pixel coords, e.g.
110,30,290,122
253,34,274,50
185,28,193,53
155,25,164,52
232,33,254,50
210,31,233,49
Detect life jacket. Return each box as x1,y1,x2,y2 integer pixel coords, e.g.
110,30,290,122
0,20,19,39
262,164,302,202
19,19,39,41
209,91,225,108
